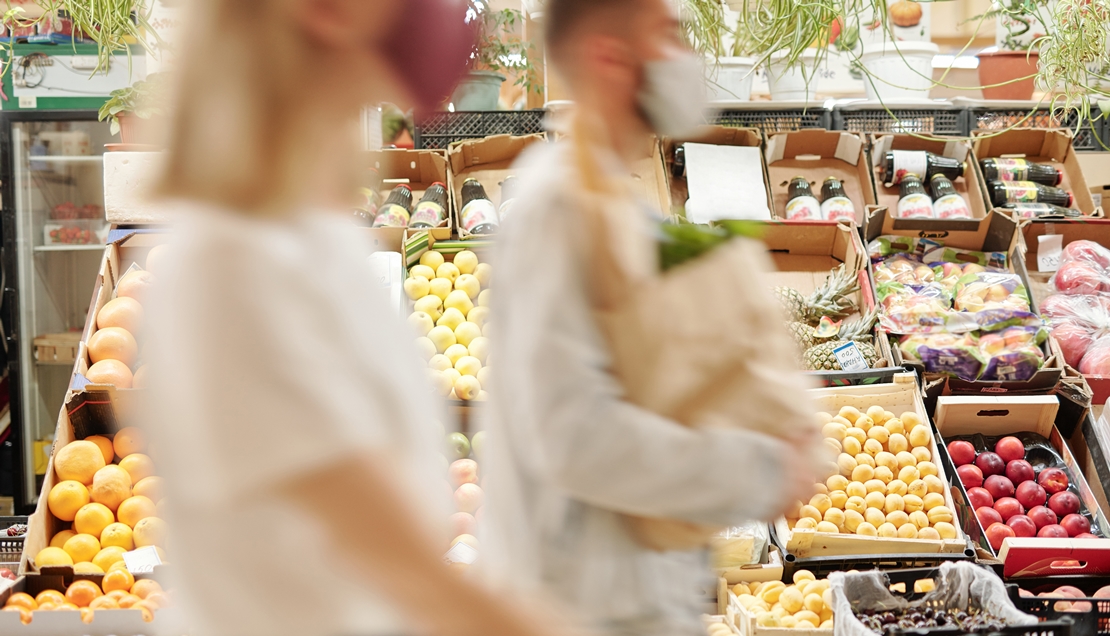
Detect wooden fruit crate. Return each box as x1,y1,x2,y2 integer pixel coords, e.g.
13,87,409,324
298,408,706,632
32,333,80,365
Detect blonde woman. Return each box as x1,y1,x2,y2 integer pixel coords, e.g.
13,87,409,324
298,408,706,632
142,1,562,635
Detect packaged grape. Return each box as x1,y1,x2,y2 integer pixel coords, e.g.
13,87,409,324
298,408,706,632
953,272,1030,313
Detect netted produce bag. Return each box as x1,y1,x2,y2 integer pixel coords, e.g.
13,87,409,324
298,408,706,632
830,562,1037,636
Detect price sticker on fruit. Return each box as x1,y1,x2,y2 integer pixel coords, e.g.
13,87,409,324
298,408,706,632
833,342,870,372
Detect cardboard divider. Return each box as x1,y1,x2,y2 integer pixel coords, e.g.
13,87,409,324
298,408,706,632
361,148,452,249
934,395,1110,578
764,131,876,225
446,134,545,239
972,129,1102,217
869,135,991,232
662,126,772,220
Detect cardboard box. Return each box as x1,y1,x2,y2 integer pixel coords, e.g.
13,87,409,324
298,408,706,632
775,374,969,558
762,221,896,382
869,135,991,231
446,134,545,239
972,128,1102,217
663,126,772,221
717,546,786,586
361,148,452,251
934,395,1110,578
764,131,876,225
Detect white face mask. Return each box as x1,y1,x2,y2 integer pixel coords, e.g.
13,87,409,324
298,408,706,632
637,52,708,138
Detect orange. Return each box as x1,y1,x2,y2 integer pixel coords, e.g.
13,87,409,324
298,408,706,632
132,476,163,503
116,270,156,303
35,590,65,606
90,465,132,512
103,568,135,593
73,562,104,575
133,517,167,548
84,435,115,464
92,546,126,572
133,365,150,389
105,590,128,602
49,528,76,548
100,522,135,550
117,593,142,608
96,297,144,335
118,454,155,483
80,607,94,624
87,327,138,367
54,441,106,485
34,546,73,567
56,602,79,611
89,595,119,610
47,480,90,521
36,602,58,611
130,579,162,600
144,591,171,609
65,580,103,608
145,244,170,276
62,533,101,563
74,503,114,537
135,600,157,622
113,427,146,458
5,592,38,610
2,606,31,624
108,560,130,573
85,359,133,388
117,496,156,529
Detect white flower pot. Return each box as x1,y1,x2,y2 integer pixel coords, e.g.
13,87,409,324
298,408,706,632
766,50,822,101
859,41,939,101
706,56,756,102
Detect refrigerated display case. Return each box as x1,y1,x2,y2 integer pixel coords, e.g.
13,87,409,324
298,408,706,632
0,112,112,512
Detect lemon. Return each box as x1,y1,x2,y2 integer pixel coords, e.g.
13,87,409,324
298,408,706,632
429,277,454,301
454,322,482,348
454,274,481,300
444,290,474,315
453,250,478,275
92,546,126,572
437,307,465,331
455,356,482,377
419,251,445,271
444,344,470,366
403,276,430,300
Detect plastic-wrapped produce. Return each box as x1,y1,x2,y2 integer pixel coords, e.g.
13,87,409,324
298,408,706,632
900,325,1046,381
953,271,1031,313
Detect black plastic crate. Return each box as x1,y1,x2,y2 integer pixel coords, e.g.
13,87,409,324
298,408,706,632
0,516,27,564
968,108,1107,151
710,107,832,134
414,110,547,149
833,107,966,136
1008,577,1110,636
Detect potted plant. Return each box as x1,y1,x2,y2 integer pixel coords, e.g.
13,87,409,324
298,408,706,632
452,0,541,111
679,0,756,101
97,73,168,145
976,0,1048,100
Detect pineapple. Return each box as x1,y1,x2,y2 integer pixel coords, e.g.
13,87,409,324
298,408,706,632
786,316,841,351
803,310,880,371
774,265,860,324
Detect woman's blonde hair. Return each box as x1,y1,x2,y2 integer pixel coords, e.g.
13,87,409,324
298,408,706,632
154,0,360,214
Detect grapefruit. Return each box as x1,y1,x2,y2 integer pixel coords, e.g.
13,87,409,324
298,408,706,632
116,270,155,303
73,562,104,575
133,516,167,548
118,496,156,528
85,359,133,388
48,480,90,521
112,427,146,457
84,435,115,464
91,546,126,572
87,327,138,367
74,503,115,537
55,441,106,485
144,245,171,276
50,529,77,549
35,546,74,567
96,297,144,335
132,476,163,502
118,454,155,482
90,465,132,512
62,533,101,563
100,522,134,550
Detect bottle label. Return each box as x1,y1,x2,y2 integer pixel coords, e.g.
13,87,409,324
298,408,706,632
896,193,935,219
1010,203,1052,219
498,200,516,222
933,194,972,220
409,201,447,228
820,197,855,222
372,204,410,228
993,158,1029,181
460,199,499,233
785,196,822,220
891,150,928,185
1001,181,1039,203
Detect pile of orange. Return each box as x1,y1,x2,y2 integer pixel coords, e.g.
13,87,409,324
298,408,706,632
1,575,169,624
40,425,168,572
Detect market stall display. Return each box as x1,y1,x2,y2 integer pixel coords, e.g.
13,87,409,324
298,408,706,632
729,570,837,631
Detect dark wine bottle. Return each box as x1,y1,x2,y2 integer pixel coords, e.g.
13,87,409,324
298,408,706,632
371,184,413,227
459,178,500,235
895,174,934,219
818,177,855,222
929,174,971,220
980,158,1062,186
784,177,821,220
1002,203,1083,219
672,145,686,178
881,150,965,186
498,176,519,222
988,180,1073,208
408,182,449,229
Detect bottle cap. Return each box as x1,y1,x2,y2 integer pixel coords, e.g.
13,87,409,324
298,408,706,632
1067,192,1075,207
430,181,446,188
1054,168,1063,187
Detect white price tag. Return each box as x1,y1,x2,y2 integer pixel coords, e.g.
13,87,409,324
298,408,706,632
443,541,479,566
123,546,163,575
833,342,869,372
1038,234,1064,272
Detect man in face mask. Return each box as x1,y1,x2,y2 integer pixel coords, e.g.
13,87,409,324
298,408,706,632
479,1,817,635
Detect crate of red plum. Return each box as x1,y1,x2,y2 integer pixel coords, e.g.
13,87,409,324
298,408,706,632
934,395,1110,578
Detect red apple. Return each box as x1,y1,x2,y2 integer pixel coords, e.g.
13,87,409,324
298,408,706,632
948,440,977,467
1063,239,1110,269
1006,459,1036,485
448,459,479,488
986,522,1016,550
984,475,1016,500
1006,514,1037,538
975,452,1006,477
1038,468,1070,494
1055,261,1104,295
1076,533,1100,539
958,464,985,489
967,487,995,510
1049,491,1081,517
1015,480,1048,509
1038,524,1069,538
977,506,1004,529
1028,506,1059,529
995,436,1026,462
1061,513,1092,537
995,497,1025,521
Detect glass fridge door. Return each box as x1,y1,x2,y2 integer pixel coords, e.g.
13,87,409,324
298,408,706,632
12,119,112,505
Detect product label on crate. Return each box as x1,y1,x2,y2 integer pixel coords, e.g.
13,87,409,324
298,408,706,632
371,204,410,228
993,158,1030,181
460,199,499,234
785,196,822,220
1001,182,1039,203
833,342,870,372
896,193,935,219
408,201,447,228
123,546,163,575
1038,233,1063,273
443,541,479,566
891,150,928,185
820,197,855,222
933,194,972,220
